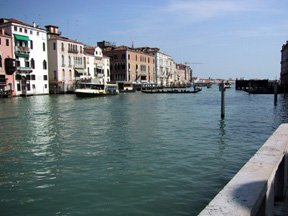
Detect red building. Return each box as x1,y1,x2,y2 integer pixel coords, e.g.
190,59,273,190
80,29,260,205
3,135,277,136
0,28,16,97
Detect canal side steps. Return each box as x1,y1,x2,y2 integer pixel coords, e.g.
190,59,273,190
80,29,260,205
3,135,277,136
199,123,288,216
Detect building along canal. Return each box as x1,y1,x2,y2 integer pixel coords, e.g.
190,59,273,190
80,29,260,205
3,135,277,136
0,85,288,215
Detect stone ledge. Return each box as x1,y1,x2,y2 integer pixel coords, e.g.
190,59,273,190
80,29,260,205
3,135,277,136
199,123,288,216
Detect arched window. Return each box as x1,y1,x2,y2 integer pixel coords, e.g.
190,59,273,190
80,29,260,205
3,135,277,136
43,60,47,69
114,54,118,60
69,56,71,66
62,43,64,51
62,55,64,66
0,55,2,68
122,54,125,59
43,42,46,51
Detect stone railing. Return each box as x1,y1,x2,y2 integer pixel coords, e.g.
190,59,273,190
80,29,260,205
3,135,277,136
199,123,288,216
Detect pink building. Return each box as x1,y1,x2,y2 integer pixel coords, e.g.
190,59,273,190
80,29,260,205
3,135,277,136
0,28,16,97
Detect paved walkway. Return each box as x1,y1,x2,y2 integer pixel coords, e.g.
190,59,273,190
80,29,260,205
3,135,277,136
274,189,288,216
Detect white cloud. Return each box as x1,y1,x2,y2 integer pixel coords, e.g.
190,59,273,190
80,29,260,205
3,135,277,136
161,0,280,22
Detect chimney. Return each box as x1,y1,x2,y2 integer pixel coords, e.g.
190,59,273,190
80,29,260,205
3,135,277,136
1,28,4,35
33,22,36,27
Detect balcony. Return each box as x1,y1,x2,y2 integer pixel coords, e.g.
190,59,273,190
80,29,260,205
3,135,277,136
74,64,84,69
15,46,30,58
17,66,33,73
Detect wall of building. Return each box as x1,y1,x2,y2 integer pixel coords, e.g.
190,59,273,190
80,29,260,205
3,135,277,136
1,20,50,96
0,29,15,96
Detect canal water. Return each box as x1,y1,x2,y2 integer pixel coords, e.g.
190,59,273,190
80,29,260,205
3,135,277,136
1,85,288,215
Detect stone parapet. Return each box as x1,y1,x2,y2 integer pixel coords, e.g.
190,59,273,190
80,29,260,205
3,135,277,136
199,123,288,216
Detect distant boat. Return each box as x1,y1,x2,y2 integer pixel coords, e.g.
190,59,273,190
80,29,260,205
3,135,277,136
75,82,119,97
141,88,202,94
224,82,232,88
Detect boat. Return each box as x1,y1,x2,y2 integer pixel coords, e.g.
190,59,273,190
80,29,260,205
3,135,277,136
119,82,135,93
75,82,119,97
224,82,232,88
141,88,202,94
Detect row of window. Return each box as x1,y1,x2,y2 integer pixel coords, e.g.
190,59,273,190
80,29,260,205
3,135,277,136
16,74,48,81
53,42,83,54
17,83,48,91
112,53,153,63
14,39,46,52
14,26,40,36
15,58,47,70
111,62,152,72
61,55,82,67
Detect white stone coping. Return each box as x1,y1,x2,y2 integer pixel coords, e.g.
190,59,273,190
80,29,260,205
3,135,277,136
199,123,288,216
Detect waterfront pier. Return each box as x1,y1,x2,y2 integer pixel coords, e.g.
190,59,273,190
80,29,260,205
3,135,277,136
199,123,288,216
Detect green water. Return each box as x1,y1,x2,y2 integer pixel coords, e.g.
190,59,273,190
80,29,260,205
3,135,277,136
0,86,287,215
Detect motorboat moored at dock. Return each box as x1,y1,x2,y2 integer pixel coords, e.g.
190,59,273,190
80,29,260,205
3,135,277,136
75,82,119,97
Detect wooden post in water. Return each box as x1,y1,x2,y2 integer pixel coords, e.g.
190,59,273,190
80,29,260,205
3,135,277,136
220,81,225,119
274,81,278,106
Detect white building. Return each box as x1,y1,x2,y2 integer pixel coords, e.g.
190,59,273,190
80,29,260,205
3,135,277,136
137,47,175,87
46,25,84,94
0,18,49,96
84,46,110,84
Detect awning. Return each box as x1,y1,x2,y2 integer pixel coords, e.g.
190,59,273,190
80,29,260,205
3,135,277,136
75,69,86,74
14,34,31,41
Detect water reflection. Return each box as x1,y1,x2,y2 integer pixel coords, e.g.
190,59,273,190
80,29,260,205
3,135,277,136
218,119,227,157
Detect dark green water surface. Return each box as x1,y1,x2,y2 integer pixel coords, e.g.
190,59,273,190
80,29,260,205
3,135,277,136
1,86,288,215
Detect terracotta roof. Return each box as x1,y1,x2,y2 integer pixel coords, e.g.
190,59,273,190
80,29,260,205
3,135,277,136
0,18,45,31
49,34,83,44
83,51,94,56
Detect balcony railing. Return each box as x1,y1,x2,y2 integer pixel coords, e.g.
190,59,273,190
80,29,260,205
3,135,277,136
15,46,30,54
17,67,33,73
74,64,84,69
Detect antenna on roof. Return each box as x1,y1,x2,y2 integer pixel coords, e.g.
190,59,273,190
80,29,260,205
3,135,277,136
38,14,41,27
132,40,134,48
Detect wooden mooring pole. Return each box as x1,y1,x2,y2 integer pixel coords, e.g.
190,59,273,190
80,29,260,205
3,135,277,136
274,81,278,106
220,81,225,119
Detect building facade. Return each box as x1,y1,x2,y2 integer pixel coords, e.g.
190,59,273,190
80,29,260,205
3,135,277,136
281,41,288,88
0,18,49,96
0,28,15,97
84,46,110,84
99,42,155,84
46,25,84,94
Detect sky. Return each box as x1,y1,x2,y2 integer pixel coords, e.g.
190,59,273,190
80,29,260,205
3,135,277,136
1,0,288,80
